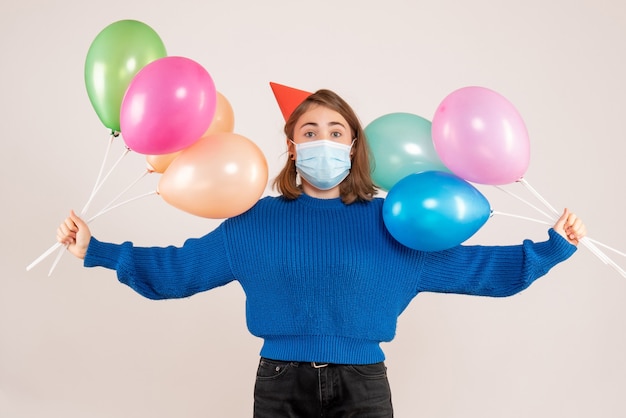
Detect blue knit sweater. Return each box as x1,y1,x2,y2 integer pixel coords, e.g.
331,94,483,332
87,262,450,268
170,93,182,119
84,194,576,364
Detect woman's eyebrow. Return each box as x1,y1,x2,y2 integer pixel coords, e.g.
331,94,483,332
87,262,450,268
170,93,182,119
298,121,346,129
299,122,319,129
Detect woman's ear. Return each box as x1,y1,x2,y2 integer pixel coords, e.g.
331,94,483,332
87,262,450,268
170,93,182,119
287,138,295,160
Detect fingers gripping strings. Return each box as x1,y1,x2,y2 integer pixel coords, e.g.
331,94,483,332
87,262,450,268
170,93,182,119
26,132,156,275
47,135,129,276
492,178,625,278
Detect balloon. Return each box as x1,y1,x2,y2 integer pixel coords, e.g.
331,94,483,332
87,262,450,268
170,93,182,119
382,171,491,251
203,92,235,136
146,92,232,173
365,113,450,191
85,20,167,132
158,133,268,218
146,151,181,173
431,86,530,185
120,56,217,155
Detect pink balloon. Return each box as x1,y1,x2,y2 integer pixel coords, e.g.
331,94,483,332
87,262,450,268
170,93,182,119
431,86,530,185
120,56,216,155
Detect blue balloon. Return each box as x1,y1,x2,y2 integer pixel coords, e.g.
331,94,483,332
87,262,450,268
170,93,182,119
382,171,491,251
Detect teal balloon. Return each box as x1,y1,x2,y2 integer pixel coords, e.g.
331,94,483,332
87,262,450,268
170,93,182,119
382,171,491,251
365,112,450,191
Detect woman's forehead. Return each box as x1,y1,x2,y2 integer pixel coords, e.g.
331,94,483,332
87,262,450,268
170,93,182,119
297,106,349,129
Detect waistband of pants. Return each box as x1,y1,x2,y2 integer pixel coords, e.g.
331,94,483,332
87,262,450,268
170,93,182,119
260,357,382,369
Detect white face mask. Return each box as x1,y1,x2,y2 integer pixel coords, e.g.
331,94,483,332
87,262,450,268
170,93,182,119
292,139,353,190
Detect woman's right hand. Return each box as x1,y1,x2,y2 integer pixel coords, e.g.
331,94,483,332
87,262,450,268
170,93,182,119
57,210,91,260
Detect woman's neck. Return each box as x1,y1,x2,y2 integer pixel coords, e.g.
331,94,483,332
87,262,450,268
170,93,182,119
301,181,341,199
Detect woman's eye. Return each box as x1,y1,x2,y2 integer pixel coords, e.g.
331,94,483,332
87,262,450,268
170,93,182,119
331,131,342,138
303,132,315,138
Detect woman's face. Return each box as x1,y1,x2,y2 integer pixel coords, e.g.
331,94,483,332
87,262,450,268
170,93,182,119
291,105,353,145
288,105,354,198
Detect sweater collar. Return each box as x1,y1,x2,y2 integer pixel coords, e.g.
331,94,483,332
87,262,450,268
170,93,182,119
296,193,347,210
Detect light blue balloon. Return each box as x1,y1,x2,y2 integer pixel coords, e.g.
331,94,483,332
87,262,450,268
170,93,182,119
382,171,491,251
365,112,450,191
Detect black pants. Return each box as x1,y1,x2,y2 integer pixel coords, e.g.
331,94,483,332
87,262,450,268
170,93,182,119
253,358,394,417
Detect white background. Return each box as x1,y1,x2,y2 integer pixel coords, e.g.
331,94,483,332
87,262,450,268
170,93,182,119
2,0,625,417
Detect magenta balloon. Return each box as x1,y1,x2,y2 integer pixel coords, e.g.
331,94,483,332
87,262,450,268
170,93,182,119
120,56,217,155
431,86,530,185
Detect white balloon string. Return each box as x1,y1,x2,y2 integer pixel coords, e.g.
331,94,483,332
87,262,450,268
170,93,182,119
516,178,625,278
27,134,130,274
26,242,62,271
48,244,67,277
519,178,611,264
41,189,157,277
492,181,626,264
87,190,157,223
516,178,559,215
490,211,625,277
587,238,626,257
490,210,551,225
80,146,131,216
582,238,611,264
607,259,626,277
47,141,130,277
80,132,116,216
90,169,150,220
27,133,117,273
516,178,609,263
494,185,553,220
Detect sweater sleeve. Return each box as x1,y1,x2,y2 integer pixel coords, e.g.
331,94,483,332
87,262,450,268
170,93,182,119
83,225,236,300
416,229,577,297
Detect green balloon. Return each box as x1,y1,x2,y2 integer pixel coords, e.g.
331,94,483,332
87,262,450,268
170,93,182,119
84,20,167,132
365,112,451,191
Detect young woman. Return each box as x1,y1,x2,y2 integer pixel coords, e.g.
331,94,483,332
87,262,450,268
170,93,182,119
57,89,586,417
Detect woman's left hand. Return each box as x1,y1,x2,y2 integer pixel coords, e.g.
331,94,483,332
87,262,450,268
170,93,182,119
553,208,587,246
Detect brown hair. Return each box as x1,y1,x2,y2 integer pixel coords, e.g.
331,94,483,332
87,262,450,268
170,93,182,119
272,89,377,204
